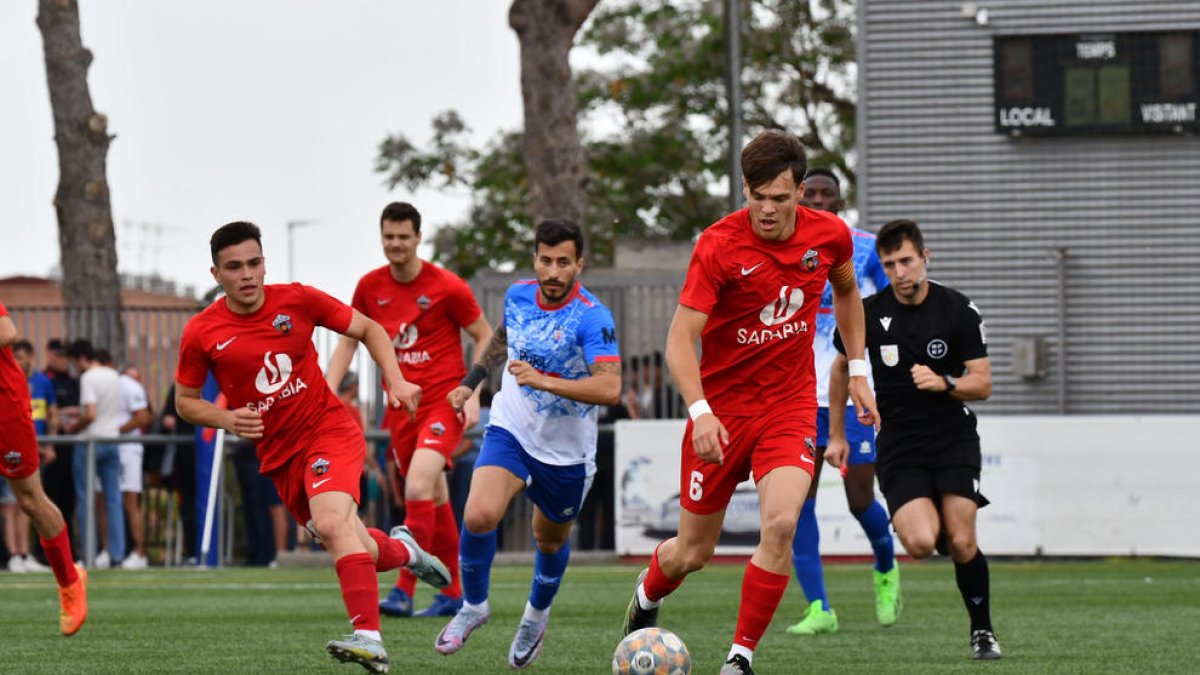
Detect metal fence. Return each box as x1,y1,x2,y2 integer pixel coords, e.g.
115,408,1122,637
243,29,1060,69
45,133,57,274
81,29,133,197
7,305,197,415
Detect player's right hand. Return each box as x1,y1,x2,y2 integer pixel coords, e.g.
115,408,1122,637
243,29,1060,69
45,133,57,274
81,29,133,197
824,435,849,469
226,407,264,439
691,413,729,465
389,380,422,421
446,385,473,416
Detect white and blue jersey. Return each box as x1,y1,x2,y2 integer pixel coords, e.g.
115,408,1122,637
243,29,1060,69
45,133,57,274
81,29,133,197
488,280,621,475
814,226,889,407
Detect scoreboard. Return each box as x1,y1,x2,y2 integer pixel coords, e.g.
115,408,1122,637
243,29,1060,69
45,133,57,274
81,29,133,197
994,31,1199,136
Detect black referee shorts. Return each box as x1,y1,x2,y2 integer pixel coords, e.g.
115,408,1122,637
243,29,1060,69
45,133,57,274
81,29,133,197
877,463,990,517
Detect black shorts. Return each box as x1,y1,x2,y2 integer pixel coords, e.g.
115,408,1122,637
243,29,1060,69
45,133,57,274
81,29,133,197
877,464,990,517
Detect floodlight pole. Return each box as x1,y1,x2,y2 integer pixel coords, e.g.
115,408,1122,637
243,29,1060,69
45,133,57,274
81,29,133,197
286,219,315,281
726,0,744,212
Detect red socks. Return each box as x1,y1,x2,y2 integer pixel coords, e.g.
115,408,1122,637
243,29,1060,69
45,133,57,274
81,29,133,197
643,542,684,602
732,562,789,651
396,499,435,595
367,528,410,572
335,552,381,631
433,502,462,599
39,527,78,588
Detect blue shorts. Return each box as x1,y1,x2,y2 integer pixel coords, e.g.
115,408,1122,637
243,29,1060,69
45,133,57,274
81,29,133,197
815,407,877,465
476,426,593,524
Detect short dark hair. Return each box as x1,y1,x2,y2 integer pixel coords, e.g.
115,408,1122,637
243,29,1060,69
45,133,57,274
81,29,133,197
66,339,95,361
210,221,263,264
535,219,585,259
804,167,840,187
876,219,926,256
95,349,114,366
12,340,33,355
741,129,807,191
47,338,66,354
380,202,421,233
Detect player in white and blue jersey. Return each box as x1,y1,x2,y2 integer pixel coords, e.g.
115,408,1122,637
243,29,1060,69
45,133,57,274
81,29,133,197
787,168,902,636
435,219,622,669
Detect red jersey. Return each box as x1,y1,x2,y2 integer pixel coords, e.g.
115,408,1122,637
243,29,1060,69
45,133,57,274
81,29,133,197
678,207,853,418
0,302,32,423
350,263,481,399
175,284,355,472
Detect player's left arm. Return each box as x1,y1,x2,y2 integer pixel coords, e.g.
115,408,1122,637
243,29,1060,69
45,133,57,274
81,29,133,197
830,261,879,427
342,309,421,418
507,308,621,405
911,357,991,400
459,314,494,427
911,297,991,400
508,359,622,405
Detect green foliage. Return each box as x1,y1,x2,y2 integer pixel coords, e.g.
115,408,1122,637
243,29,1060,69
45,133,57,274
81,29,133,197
4,561,1199,673
375,0,857,277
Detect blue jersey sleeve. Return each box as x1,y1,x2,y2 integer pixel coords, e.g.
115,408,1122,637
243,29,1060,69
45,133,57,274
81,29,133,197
865,250,889,291
578,305,620,365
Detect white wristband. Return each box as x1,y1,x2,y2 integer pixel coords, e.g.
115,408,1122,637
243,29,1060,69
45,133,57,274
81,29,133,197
688,399,713,421
848,358,869,378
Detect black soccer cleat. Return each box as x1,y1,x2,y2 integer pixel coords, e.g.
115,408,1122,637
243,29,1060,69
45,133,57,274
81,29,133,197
622,568,659,636
720,654,755,674
971,629,1003,660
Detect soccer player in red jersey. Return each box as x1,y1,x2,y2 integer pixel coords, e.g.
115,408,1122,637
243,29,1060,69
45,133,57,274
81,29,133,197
175,221,452,673
326,202,492,619
621,130,879,675
0,303,87,636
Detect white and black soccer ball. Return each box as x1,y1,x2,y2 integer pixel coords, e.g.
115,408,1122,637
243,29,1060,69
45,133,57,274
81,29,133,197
612,627,691,675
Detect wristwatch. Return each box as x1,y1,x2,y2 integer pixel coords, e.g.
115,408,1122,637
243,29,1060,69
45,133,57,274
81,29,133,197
943,374,957,392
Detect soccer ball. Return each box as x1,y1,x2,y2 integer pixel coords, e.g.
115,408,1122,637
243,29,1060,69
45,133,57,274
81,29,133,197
612,627,691,675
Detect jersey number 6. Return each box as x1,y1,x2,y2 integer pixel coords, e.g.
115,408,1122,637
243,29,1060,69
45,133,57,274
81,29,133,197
689,471,704,501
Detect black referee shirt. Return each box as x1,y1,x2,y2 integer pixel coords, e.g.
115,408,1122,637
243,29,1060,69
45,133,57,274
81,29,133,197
835,281,988,468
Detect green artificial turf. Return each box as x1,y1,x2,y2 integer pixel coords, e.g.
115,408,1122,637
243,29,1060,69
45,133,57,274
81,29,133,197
1,559,1197,673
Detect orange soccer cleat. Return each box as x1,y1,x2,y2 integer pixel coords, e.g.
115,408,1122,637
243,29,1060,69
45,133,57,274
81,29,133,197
58,563,88,636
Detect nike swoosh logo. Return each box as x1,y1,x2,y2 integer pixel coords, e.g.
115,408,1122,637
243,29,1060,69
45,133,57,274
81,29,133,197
511,634,544,667
800,454,814,464
740,262,764,276
311,478,332,489
376,298,392,305
216,336,237,350
420,439,442,446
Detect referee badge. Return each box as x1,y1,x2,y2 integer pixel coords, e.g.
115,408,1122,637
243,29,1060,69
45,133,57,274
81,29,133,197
880,344,899,367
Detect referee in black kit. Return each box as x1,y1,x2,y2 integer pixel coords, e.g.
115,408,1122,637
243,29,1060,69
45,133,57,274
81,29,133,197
827,219,1001,660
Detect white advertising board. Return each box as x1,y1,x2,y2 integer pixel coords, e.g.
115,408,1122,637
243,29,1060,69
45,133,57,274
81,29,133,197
615,416,1200,558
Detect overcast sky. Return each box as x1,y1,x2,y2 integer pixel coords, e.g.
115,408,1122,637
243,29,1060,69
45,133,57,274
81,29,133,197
0,0,525,302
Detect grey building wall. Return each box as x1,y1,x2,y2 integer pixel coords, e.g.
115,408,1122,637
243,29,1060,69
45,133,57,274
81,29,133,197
859,0,1200,414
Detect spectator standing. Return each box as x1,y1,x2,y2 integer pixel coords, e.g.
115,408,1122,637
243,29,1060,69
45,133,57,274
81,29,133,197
42,339,78,542
113,363,153,569
64,340,126,568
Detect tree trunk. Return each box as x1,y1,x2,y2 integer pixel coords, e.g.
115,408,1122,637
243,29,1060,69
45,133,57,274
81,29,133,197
509,0,597,233
37,0,124,359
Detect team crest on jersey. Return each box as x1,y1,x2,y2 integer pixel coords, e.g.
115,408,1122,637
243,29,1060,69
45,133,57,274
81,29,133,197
805,437,816,453
553,327,564,342
416,295,431,310
430,421,446,436
880,344,899,367
802,249,820,272
311,457,330,476
3,450,21,468
272,314,293,333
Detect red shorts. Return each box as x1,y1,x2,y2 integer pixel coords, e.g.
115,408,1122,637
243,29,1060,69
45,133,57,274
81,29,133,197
264,417,365,525
386,400,464,476
679,412,817,515
0,414,40,481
